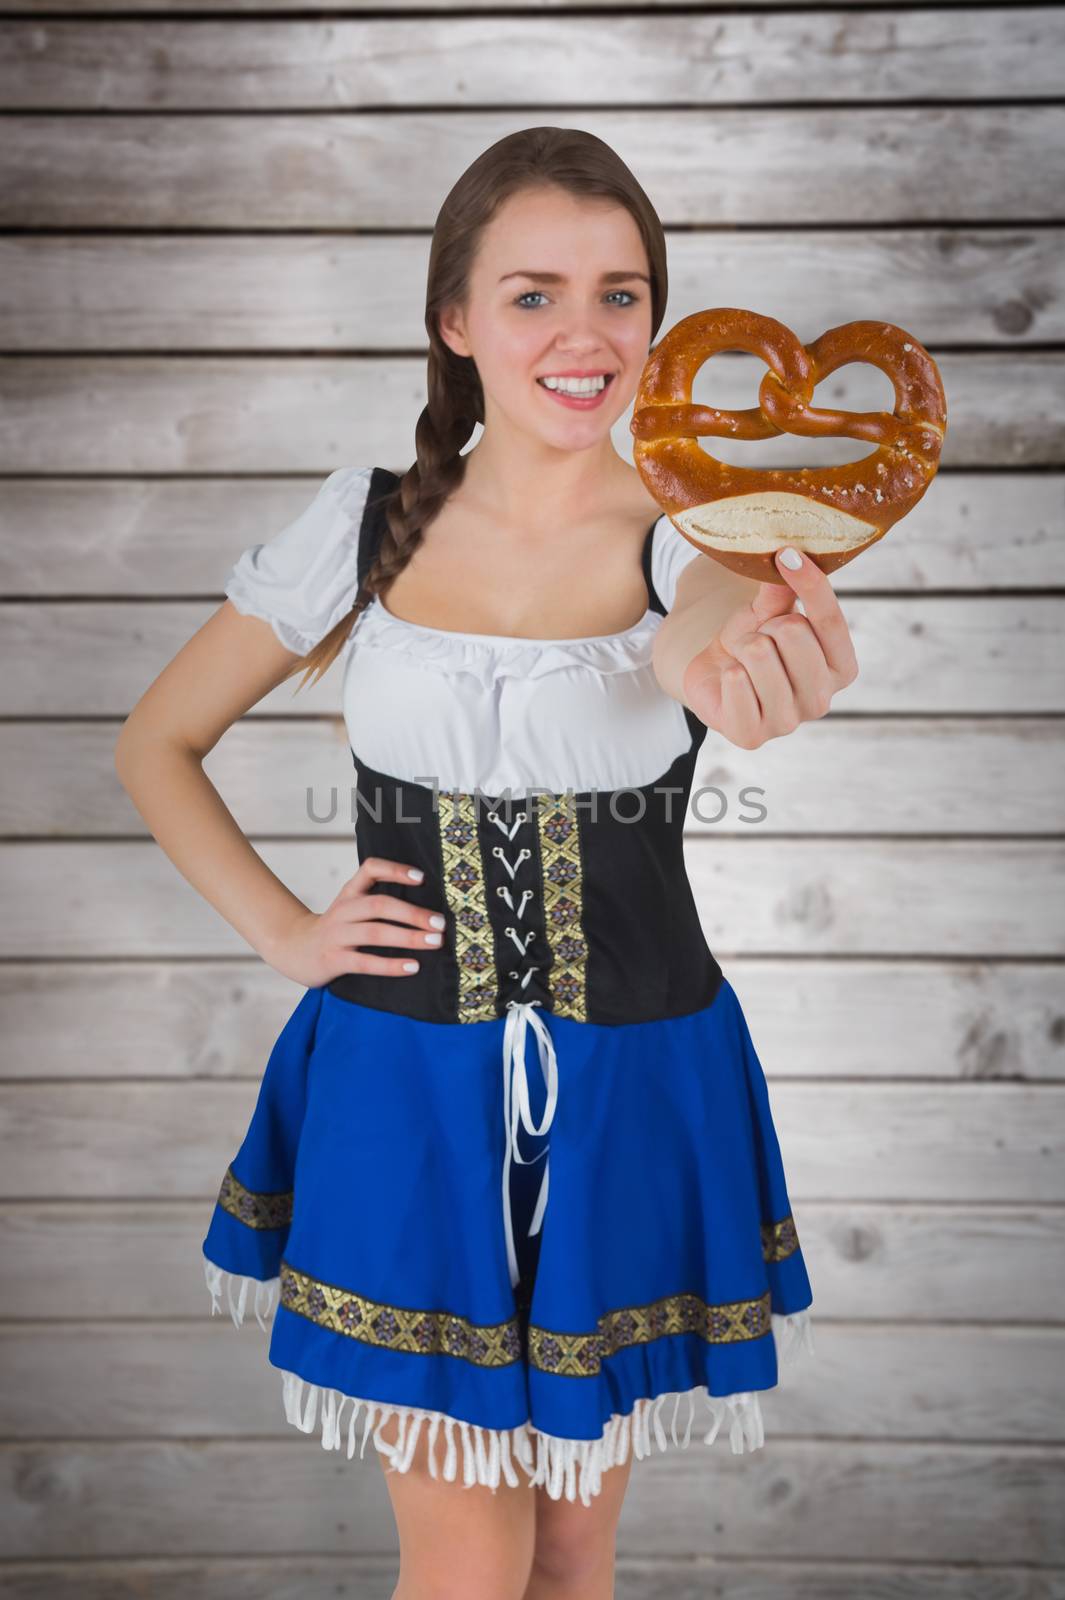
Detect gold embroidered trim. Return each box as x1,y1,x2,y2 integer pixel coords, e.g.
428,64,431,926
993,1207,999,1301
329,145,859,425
527,1288,771,1377
437,790,496,1023
276,1222,801,1375
280,1261,523,1367
535,795,588,1020
217,1166,293,1231
762,1214,800,1263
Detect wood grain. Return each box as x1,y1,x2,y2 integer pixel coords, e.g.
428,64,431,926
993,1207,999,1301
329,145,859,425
1,12,1060,109
3,109,1064,228
3,0,1062,1586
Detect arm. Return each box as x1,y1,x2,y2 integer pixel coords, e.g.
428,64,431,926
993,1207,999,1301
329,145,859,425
115,601,449,987
113,604,323,968
115,467,459,988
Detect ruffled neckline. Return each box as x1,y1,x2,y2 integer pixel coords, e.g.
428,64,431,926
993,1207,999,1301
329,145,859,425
348,594,663,683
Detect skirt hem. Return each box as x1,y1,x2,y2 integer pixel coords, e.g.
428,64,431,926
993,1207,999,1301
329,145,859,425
203,1256,815,1507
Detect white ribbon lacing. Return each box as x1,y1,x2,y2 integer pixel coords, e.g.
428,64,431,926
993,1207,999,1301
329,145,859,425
488,806,560,1291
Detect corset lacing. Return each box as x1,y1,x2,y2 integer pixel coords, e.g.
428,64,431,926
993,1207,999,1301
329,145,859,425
488,805,559,1291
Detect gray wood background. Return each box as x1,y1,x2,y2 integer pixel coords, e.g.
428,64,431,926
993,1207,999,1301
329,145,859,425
1,0,1064,1594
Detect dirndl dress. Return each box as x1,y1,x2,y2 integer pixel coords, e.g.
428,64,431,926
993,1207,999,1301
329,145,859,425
202,464,815,1507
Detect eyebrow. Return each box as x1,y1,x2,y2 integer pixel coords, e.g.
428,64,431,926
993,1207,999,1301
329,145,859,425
498,270,650,286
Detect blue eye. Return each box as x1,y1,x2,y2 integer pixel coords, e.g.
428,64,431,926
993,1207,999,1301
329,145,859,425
513,290,639,309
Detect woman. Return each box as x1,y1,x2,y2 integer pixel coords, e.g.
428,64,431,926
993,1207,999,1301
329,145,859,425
116,127,851,1599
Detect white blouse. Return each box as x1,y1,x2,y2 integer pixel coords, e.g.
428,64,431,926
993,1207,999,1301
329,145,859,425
224,467,704,798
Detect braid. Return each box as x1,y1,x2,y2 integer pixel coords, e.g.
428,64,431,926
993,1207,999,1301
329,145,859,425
281,351,481,690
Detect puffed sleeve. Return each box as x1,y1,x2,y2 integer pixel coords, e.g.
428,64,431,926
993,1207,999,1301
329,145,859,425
223,466,374,654
650,514,702,612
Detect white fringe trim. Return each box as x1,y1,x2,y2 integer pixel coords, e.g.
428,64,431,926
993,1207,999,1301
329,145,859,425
203,1256,280,1333
203,1257,815,1507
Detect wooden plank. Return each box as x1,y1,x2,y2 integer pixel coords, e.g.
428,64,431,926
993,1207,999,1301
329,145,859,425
2,1078,1062,1202
2,473,1061,595
4,229,1061,351
3,0,1013,12
2,11,1060,108
2,958,1061,1085
0,1438,1061,1563
3,1320,1062,1446
692,839,1065,957
1,354,1059,473
688,719,1065,837
0,1559,1060,1600
0,962,303,1082
5,1197,1061,1320
0,1562,399,1600
0,839,1060,958
2,599,1062,716
3,108,1063,227
6,719,1063,838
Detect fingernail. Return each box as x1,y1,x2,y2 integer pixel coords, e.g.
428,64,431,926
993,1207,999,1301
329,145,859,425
778,547,803,570
429,914,446,928
424,932,442,945
403,960,419,971
408,868,424,881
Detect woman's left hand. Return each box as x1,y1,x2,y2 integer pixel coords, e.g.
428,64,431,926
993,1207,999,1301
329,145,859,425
683,546,859,749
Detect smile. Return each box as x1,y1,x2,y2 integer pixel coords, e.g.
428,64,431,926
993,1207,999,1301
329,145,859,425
536,373,615,409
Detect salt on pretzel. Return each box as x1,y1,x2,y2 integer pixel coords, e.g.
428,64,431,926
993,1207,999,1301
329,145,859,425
630,308,947,583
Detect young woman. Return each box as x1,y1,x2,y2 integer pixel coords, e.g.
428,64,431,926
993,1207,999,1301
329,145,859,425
116,127,852,1599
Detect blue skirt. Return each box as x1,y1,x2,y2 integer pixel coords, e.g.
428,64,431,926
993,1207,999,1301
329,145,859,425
202,974,815,1506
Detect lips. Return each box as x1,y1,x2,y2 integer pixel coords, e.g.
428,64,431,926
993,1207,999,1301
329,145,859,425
536,373,616,409
537,373,615,386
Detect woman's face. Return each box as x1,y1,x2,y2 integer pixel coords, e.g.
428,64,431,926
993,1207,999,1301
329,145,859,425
439,185,654,452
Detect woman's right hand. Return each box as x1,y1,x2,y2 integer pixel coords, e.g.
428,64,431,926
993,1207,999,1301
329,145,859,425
268,857,448,989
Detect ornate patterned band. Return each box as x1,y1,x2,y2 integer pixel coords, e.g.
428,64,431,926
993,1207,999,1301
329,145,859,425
438,790,497,1023
269,1208,802,1377
535,795,589,1020
216,1166,293,1231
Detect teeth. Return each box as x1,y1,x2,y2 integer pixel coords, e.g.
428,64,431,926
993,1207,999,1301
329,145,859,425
539,375,608,394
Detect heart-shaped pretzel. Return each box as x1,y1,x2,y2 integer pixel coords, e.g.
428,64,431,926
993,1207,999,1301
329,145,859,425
631,308,947,582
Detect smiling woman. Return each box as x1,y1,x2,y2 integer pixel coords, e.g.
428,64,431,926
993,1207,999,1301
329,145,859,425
201,134,817,1505
116,125,815,1600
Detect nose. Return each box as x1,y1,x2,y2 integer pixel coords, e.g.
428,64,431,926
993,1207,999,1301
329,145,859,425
551,328,604,355
550,308,612,356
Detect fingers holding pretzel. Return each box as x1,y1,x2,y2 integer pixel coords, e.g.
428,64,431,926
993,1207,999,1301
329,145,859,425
631,308,947,583
681,544,860,749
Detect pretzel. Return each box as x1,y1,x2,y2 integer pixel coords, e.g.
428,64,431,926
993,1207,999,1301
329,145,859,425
631,308,947,583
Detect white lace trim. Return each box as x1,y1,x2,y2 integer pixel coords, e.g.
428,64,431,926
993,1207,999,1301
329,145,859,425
350,596,663,686
203,1257,815,1507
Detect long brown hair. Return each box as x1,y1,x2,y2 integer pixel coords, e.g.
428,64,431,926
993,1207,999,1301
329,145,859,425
285,125,669,689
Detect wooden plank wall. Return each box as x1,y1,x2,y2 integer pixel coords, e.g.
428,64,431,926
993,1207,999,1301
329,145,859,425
1,0,1064,1593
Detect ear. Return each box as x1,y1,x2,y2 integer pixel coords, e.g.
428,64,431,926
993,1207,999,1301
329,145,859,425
437,301,472,360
